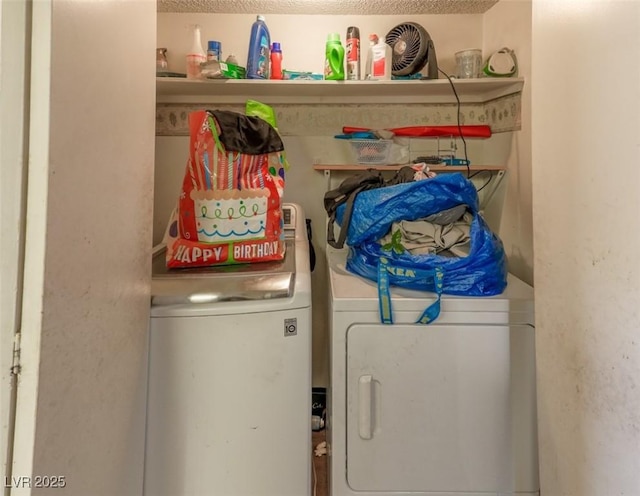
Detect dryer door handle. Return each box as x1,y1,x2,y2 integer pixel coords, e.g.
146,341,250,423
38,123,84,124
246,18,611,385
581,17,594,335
358,374,373,440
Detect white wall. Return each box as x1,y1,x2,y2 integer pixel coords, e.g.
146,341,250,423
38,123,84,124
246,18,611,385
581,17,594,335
0,0,29,483
11,1,156,494
484,0,533,285
532,1,640,494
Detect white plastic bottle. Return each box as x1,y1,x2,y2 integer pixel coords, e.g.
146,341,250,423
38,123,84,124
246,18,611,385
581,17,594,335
365,33,392,80
364,34,377,80
186,24,206,79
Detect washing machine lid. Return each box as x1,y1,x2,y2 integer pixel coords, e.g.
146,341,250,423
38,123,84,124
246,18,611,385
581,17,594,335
327,248,533,314
151,240,295,308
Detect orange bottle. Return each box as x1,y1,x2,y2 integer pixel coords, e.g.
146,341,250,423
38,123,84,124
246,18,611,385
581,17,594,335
270,42,283,79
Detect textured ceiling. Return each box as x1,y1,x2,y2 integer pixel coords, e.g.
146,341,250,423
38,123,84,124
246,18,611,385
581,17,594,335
157,0,500,15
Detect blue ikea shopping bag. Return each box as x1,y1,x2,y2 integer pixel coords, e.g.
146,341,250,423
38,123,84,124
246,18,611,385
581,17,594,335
335,173,507,324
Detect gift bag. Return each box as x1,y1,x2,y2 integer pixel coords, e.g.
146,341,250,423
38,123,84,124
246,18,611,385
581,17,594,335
163,109,287,268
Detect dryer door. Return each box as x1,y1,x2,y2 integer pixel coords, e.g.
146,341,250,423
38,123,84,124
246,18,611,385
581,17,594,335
346,323,531,493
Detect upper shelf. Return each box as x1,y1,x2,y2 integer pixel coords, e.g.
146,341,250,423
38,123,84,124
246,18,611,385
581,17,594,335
313,164,506,172
156,77,524,105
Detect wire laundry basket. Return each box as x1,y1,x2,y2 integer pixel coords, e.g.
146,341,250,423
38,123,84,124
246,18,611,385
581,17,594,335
349,139,394,165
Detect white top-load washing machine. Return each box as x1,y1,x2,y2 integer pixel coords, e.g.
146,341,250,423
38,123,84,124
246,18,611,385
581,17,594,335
327,247,539,496
144,203,311,496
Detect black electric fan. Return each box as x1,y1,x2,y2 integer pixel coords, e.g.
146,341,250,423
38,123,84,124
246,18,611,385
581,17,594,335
385,22,438,79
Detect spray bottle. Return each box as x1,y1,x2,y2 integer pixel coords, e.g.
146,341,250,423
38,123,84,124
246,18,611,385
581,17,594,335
365,33,392,80
364,34,377,80
346,26,361,80
186,25,207,79
207,40,222,62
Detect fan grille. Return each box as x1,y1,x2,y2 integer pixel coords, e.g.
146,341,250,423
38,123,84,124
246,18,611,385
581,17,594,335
385,22,431,76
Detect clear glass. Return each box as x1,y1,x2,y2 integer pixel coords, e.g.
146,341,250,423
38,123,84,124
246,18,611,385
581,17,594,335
455,49,482,79
156,48,168,73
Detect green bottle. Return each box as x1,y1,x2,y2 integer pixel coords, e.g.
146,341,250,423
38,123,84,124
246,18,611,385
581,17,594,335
324,33,345,80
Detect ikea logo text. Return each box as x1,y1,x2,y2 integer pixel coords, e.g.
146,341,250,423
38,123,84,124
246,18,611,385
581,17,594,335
387,267,416,278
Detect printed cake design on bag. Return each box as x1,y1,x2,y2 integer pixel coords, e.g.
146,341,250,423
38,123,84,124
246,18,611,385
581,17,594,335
187,123,282,243
164,109,287,268
191,189,269,243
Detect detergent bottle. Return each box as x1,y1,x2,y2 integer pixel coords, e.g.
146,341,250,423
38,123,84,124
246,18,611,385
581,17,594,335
246,15,271,79
324,33,345,80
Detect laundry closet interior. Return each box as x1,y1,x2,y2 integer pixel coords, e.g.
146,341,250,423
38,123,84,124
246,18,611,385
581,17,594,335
154,0,533,388
151,1,534,495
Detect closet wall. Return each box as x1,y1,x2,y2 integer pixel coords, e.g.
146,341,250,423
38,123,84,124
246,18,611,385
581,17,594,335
483,1,532,287
532,2,640,494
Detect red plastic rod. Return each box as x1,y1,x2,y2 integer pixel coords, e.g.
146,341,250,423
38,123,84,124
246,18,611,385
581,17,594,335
342,125,492,139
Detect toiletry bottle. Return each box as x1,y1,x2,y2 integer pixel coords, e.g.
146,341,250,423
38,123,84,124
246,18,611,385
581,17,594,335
186,24,207,79
346,26,361,80
366,34,392,80
373,36,393,80
246,15,271,79
364,34,378,80
207,40,222,62
270,42,283,79
324,33,345,80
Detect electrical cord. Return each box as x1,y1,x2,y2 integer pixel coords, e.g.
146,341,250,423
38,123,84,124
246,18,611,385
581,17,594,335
469,169,493,192
438,68,470,178
437,71,495,196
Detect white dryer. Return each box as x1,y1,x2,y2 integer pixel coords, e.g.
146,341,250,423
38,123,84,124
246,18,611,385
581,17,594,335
327,247,539,496
144,204,312,496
